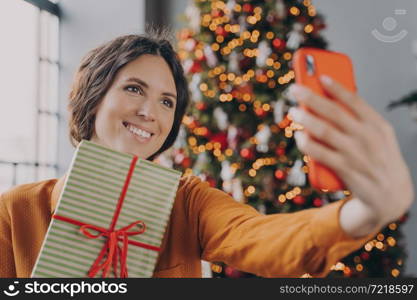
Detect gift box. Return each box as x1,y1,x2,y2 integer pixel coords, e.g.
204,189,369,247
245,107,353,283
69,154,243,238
31,140,181,278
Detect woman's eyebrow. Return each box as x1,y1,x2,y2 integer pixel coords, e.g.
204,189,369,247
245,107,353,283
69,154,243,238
125,77,177,100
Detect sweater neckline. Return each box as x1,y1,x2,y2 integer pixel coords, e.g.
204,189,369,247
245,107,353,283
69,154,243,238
50,173,67,215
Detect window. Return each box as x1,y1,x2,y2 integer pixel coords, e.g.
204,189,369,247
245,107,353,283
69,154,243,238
0,0,60,192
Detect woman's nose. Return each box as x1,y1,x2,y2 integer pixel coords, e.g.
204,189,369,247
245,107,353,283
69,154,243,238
136,99,156,121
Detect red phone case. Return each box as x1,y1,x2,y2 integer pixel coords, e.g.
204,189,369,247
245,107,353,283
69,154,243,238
292,47,357,191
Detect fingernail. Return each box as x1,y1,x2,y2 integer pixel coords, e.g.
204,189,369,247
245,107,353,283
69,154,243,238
287,107,295,120
288,107,302,122
289,84,310,100
294,131,306,146
320,75,332,85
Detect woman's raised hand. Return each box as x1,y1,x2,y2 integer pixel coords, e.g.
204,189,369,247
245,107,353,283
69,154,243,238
288,75,414,237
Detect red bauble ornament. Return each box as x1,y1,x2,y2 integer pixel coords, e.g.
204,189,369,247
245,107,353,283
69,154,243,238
225,266,245,278
313,197,323,207
187,120,198,130
210,132,228,150
239,57,252,70
274,169,286,180
399,215,408,223
293,195,306,205
182,157,191,168
190,61,202,73
272,38,286,51
313,19,326,32
256,74,268,83
240,148,255,160
212,9,222,18
255,107,267,117
238,83,253,95
196,102,207,111
231,89,240,99
239,128,252,140
317,23,326,31
174,149,185,165
360,252,370,260
297,16,308,23
215,26,227,37
275,147,285,156
200,127,211,138
266,13,279,24
179,28,192,40
207,177,216,187
278,115,292,128
196,54,206,62
242,3,253,13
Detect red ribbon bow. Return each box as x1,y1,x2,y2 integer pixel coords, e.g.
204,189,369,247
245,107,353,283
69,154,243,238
79,220,146,278
52,155,161,278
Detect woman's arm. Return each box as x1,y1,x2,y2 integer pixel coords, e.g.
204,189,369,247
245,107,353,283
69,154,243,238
0,195,17,277
289,75,415,238
185,176,377,277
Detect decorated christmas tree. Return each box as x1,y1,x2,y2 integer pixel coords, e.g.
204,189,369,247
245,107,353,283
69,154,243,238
170,0,409,277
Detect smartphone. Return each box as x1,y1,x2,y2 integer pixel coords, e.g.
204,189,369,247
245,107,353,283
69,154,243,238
292,47,357,192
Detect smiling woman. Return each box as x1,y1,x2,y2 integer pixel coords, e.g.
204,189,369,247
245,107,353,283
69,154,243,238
0,30,414,278
91,54,177,160
68,33,189,162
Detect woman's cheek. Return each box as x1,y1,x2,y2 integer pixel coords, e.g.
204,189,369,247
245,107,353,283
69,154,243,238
168,114,175,134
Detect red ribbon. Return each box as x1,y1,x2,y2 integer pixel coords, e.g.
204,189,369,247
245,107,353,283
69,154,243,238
52,155,160,278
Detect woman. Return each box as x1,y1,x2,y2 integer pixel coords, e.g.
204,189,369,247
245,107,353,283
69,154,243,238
0,32,414,278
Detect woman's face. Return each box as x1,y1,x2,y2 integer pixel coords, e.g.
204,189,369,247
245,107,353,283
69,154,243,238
90,54,177,159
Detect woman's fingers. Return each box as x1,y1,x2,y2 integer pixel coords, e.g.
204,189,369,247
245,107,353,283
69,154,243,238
288,79,393,153
289,76,414,228
289,107,351,153
320,77,397,152
293,131,347,176
319,75,385,125
289,107,378,181
289,84,360,136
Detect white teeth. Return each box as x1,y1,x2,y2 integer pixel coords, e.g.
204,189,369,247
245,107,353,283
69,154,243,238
127,124,151,138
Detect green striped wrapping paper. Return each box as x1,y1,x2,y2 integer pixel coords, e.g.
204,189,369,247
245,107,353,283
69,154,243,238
31,140,181,278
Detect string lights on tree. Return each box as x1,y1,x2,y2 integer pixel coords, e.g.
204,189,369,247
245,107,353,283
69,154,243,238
171,0,409,278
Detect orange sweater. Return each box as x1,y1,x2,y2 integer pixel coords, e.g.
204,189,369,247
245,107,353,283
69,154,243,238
0,175,376,278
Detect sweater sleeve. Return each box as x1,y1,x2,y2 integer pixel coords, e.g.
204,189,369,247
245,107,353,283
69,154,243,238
185,177,377,278
0,195,17,277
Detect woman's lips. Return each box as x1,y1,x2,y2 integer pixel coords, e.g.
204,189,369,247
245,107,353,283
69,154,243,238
123,122,153,144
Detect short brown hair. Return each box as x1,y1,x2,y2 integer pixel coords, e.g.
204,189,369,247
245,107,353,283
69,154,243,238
68,29,189,160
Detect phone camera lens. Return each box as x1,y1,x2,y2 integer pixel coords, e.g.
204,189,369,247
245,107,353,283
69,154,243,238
306,55,315,75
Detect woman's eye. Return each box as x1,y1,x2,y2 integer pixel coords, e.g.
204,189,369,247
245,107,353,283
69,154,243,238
162,98,174,108
126,85,143,95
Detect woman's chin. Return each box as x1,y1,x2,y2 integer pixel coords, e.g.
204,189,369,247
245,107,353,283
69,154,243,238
120,144,151,159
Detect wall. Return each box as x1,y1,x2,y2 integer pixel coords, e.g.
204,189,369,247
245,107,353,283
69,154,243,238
57,0,145,175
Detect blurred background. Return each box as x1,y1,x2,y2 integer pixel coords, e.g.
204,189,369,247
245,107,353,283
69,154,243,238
0,0,416,277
